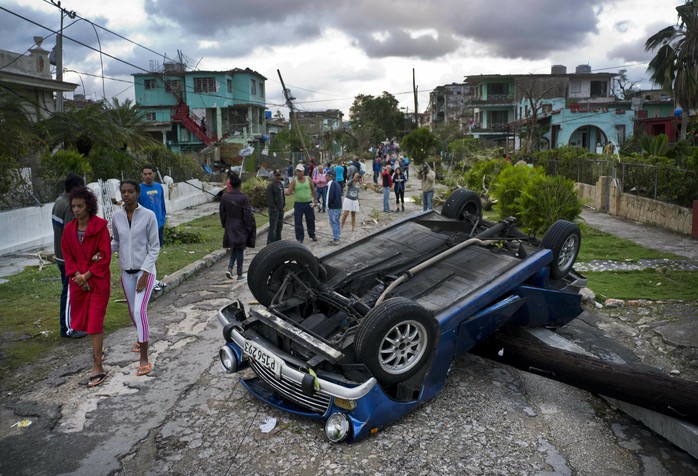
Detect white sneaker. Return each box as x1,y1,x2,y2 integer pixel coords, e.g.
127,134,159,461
237,274,247,281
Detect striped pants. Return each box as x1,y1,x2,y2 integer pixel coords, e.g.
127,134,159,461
120,270,156,343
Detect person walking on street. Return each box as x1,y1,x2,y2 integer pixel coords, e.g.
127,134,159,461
220,175,256,280
111,180,160,378
312,163,328,213
373,156,381,184
266,170,285,244
326,169,342,244
341,172,361,231
418,163,436,211
52,173,88,339
382,164,393,212
138,164,166,292
334,162,346,191
61,187,112,387
286,163,318,243
393,167,406,212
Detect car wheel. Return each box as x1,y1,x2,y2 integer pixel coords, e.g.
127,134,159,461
540,220,581,279
355,297,438,385
248,241,319,306
441,188,482,221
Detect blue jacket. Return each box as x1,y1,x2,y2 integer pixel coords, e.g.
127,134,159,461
138,182,167,227
326,180,343,210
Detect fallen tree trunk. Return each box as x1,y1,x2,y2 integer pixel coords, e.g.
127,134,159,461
471,330,698,425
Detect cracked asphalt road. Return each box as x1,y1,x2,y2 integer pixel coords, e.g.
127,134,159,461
1,188,697,475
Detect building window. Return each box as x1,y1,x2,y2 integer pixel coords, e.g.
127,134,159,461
144,79,157,90
227,79,233,93
488,110,508,126
488,83,508,96
194,77,216,93
615,125,626,143
590,80,608,97
250,79,257,95
259,82,264,98
144,112,156,121
165,80,182,93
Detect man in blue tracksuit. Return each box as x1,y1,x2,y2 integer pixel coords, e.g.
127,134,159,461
138,164,167,291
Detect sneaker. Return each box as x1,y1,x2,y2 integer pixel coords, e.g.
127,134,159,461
310,236,318,242
237,274,247,281
329,240,340,246
153,283,162,292
225,270,233,280
63,330,88,339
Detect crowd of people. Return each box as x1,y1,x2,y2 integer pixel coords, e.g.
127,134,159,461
52,151,438,388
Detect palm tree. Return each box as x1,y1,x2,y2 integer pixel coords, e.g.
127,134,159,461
645,2,698,140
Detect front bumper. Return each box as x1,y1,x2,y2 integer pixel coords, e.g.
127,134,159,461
217,307,377,402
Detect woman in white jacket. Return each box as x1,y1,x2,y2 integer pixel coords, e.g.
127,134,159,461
111,179,161,377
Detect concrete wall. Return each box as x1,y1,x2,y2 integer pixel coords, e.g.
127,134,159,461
0,179,222,256
575,178,693,235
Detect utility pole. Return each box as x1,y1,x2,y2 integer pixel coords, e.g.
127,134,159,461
50,1,76,113
413,68,418,128
277,69,311,162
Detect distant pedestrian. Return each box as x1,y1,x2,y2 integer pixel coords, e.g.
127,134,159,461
326,169,342,244
341,172,361,231
393,167,406,212
52,173,88,339
382,164,393,212
286,163,318,243
61,187,112,387
418,163,436,211
111,180,160,378
220,175,256,280
266,169,285,244
403,155,410,180
334,162,345,190
373,156,381,184
139,164,166,292
312,163,328,213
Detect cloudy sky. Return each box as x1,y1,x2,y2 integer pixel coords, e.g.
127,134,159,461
1,0,685,118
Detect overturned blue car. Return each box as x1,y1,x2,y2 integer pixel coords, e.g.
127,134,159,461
218,188,585,442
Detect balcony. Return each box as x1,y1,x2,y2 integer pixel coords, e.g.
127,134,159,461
472,95,514,105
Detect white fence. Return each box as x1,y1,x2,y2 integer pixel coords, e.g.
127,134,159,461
0,179,221,256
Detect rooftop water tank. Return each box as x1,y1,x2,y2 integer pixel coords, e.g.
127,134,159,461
551,65,567,75
575,64,592,74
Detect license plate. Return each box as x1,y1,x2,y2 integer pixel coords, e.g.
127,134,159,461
244,340,282,379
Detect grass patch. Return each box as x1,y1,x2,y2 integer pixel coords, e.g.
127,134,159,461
585,269,698,302
577,223,683,262
0,206,271,378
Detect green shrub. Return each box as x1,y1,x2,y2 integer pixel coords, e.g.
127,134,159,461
492,163,544,219
517,175,582,235
464,158,508,193
164,225,205,245
242,176,269,209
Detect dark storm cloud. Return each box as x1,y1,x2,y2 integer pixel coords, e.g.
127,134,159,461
606,20,670,63
142,0,605,61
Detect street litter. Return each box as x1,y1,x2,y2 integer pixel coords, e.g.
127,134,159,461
260,417,277,433
11,420,32,429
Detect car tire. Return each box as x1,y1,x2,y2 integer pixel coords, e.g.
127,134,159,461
441,188,482,221
541,220,581,279
248,241,319,306
355,297,438,385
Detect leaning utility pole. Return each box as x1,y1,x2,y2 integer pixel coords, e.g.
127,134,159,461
413,68,418,127
277,69,311,162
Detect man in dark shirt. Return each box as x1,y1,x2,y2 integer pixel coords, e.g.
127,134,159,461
266,170,285,244
51,173,87,338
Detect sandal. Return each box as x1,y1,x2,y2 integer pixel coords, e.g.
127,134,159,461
87,370,112,388
132,342,141,353
136,363,153,376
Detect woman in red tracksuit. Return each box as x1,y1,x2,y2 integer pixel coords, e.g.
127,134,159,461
61,187,112,388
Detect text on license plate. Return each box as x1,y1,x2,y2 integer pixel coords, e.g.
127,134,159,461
244,341,282,379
